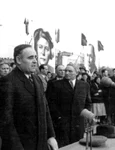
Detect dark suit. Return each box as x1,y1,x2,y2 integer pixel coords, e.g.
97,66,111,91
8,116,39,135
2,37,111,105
0,67,55,150
46,78,92,147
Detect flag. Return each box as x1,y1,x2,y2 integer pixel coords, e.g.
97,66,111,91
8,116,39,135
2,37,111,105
81,33,87,46
55,29,60,43
98,40,104,51
24,18,29,35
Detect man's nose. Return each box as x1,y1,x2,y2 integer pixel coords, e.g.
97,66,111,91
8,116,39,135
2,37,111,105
65,71,69,75
4,69,8,72
33,57,37,63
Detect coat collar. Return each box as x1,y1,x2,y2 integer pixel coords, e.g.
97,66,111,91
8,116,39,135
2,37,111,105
13,67,35,96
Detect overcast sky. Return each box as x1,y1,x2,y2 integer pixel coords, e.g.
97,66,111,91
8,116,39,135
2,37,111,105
0,0,115,67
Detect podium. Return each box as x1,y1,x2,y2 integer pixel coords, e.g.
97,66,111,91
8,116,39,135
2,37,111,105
59,139,115,150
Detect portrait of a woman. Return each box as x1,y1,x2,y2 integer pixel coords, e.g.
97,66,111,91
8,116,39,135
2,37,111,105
34,28,54,73
87,44,97,74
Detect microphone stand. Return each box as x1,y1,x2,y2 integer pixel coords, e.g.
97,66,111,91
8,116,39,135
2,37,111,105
85,120,93,150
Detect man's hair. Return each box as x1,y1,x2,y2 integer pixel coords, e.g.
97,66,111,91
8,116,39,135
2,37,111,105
55,64,64,70
39,64,47,71
0,61,10,67
14,44,32,63
112,68,115,72
82,72,89,77
94,75,101,83
101,69,107,74
67,63,77,72
10,62,15,67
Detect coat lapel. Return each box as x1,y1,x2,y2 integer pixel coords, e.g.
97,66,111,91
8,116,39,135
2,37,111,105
24,78,35,96
14,67,35,96
32,74,47,149
63,79,74,93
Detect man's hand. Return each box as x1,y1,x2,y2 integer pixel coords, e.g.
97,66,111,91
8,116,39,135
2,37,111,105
80,109,95,124
47,137,58,150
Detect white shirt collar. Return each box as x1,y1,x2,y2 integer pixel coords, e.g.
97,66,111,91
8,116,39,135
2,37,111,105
25,74,31,79
70,79,76,87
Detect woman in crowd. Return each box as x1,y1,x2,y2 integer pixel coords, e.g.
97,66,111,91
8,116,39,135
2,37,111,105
0,61,10,77
91,76,106,124
82,72,91,85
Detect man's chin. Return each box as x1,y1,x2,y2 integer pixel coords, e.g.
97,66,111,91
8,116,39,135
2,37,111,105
30,69,36,73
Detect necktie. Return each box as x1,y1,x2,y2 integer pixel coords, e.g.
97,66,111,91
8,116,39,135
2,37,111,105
29,75,34,86
69,80,74,89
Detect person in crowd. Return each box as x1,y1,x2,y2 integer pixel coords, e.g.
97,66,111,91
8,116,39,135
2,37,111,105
79,66,86,74
0,61,10,77
46,64,65,100
47,64,65,83
109,68,115,125
46,64,65,96
101,68,109,77
38,64,49,92
50,73,57,80
101,68,110,124
91,71,98,81
91,76,106,124
76,72,82,80
34,28,54,73
10,62,16,71
0,44,58,150
46,63,94,147
82,72,91,85
53,64,65,81
46,64,65,139
47,71,52,81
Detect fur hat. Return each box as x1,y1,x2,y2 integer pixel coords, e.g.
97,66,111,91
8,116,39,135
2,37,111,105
95,124,115,138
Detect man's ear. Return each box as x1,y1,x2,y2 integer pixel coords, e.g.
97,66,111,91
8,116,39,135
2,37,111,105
16,56,21,65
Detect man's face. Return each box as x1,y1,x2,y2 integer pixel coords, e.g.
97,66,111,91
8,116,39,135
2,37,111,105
56,65,65,78
92,73,97,80
17,47,37,74
65,65,77,80
37,37,51,65
104,70,108,77
41,65,48,75
82,74,88,81
0,63,10,77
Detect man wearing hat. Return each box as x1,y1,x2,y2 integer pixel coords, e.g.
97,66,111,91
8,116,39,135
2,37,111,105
47,63,95,147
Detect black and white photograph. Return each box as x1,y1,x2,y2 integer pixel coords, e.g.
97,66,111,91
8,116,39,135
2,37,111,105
0,0,115,150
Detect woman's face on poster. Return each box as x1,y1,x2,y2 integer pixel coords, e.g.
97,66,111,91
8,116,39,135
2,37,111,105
37,37,51,65
87,47,95,68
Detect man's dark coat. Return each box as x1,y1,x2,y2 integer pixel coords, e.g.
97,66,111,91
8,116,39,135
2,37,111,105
0,67,55,150
46,78,92,147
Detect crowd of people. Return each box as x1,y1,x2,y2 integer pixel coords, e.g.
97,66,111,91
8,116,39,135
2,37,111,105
0,28,115,150
1,53,115,149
